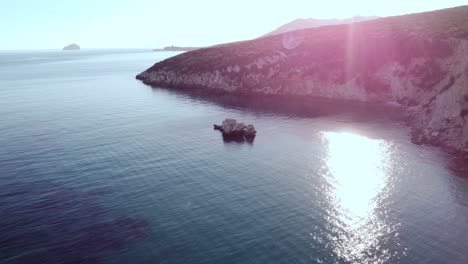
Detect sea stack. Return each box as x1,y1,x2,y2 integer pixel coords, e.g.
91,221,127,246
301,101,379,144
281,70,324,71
63,44,80,51
214,119,257,142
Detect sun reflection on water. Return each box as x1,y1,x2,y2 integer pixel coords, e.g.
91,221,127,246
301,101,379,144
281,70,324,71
321,131,399,263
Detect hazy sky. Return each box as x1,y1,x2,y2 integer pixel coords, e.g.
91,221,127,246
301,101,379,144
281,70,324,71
1,0,466,50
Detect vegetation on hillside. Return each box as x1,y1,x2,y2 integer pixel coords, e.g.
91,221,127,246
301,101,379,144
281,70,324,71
140,5,468,93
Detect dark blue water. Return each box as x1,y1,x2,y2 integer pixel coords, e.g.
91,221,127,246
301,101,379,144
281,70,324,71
1,49,468,264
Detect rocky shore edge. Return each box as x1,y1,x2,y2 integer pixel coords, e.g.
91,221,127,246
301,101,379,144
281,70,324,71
136,6,468,175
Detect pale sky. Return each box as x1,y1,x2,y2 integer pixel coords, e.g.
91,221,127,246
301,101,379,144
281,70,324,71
0,0,466,50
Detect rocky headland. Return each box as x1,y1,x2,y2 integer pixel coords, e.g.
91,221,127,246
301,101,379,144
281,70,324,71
137,6,468,156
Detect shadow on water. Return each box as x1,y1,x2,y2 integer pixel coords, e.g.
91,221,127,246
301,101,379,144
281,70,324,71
448,154,468,178
148,85,405,146
221,134,255,145
0,180,151,263
147,85,468,178
148,86,405,123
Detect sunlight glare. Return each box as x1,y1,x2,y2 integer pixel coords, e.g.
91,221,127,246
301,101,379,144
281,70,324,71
322,131,396,263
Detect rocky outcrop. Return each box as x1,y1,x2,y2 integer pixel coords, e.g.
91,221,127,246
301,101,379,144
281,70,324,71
406,39,468,152
137,6,468,154
214,119,256,141
63,44,80,50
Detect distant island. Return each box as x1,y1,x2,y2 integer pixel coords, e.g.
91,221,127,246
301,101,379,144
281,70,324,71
63,44,80,51
153,46,200,52
136,5,468,156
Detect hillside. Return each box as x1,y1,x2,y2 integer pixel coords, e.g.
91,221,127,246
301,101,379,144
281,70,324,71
153,46,200,52
137,5,468,154
264,16,378,37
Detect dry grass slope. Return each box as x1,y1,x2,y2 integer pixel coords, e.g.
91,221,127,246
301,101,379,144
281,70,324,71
140,6,468,92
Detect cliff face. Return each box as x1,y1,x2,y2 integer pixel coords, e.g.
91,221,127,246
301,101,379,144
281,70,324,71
137,6,468,153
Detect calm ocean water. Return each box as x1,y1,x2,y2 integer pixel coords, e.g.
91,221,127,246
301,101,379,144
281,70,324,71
0,49,468,264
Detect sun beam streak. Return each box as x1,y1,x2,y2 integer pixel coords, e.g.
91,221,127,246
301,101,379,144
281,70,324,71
345,23,356,84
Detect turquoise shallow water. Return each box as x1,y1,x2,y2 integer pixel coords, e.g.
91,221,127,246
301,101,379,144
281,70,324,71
0,49,468,264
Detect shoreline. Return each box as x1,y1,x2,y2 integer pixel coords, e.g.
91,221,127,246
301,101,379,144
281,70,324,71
139,82,468,177
135,6,468,176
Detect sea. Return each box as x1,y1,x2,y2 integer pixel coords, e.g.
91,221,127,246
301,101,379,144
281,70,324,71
0,49,467,264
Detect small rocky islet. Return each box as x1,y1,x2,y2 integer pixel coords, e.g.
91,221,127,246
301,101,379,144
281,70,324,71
214,119,256,142
63,44,80,51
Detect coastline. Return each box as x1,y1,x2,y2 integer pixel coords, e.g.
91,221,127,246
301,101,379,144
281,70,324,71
142,83,468,177
136,6,468,161
136,6,468,176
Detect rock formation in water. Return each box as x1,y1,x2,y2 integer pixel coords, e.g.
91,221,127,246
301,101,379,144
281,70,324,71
137,6,468,154
63,44,80,50
214,119,256,141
